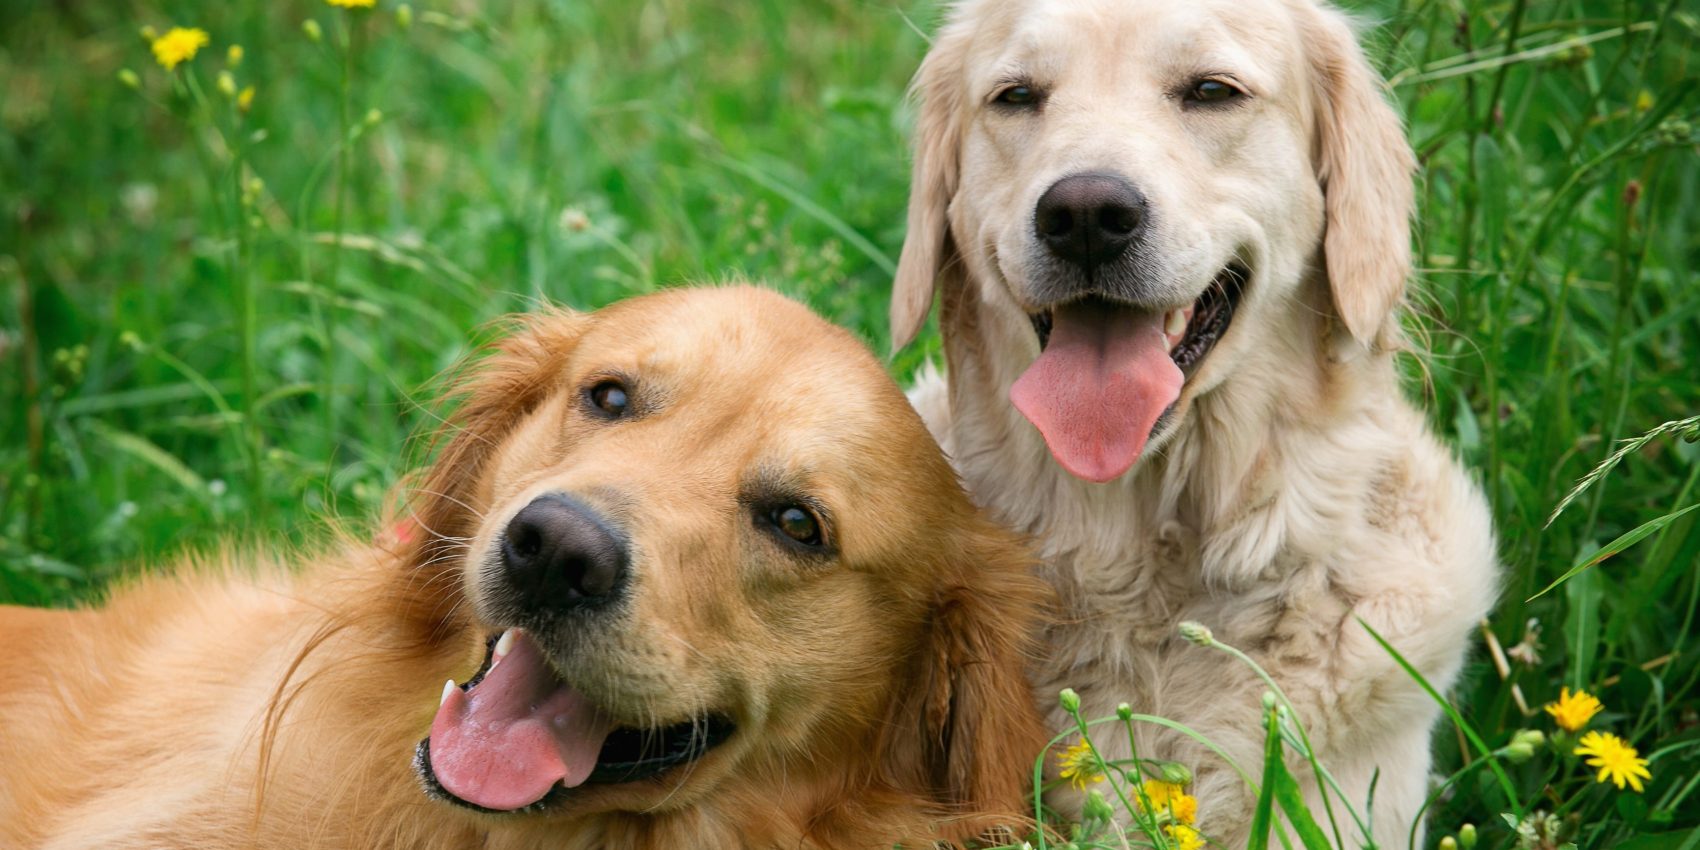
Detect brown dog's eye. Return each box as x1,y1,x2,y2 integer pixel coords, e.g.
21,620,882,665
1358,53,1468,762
588,380,629,418
772,506,823,547
1186,79,1242,104
994,85,1039,107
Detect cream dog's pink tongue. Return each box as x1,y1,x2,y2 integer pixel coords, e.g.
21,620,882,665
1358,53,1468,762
428,631,614,811
1010,302,1182,483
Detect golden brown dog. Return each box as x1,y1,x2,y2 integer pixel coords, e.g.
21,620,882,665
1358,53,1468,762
0,286,1050,849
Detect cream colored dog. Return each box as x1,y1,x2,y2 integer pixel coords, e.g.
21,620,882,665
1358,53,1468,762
892,0,1498,845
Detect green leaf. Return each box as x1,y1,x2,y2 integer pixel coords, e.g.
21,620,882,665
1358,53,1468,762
1615,831,1700,850
1271,757,1334,850
1530,503,1700,600
1565,566,1602,688
1249,709,1281,850
84,421,207,497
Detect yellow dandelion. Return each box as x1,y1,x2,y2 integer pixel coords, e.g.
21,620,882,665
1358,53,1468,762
1138,780,1198,825
1574,731,1651,793
1544,687,1604,732
1165,823,1205,850
150,27,209,71
238,86,256,112
326,0,377,7
1057,740,1104,790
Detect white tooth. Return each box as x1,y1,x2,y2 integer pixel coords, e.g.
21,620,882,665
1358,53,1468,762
441,679,457,706
494,629,516,660
1165,308,1186,337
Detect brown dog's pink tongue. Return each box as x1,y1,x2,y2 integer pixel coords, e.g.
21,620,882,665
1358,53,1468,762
428,631,615,811
1010,302,1182,483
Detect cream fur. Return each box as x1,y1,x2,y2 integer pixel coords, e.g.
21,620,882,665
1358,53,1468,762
894,1,1499,845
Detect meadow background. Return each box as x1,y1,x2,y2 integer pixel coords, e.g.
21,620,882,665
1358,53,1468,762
1,0,1696,847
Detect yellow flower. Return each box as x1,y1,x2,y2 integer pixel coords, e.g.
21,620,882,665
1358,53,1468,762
1544,687,1603,732
238,86,256,112
1574,731,1651,792
326,0,377,7
227,44,244,67
151,27,209,71
1138,779,1198,825
1057,740,1104,790
1165,823,1205,850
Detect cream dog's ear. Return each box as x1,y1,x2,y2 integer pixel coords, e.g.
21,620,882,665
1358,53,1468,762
1304,5,1416,352
890,20,970,352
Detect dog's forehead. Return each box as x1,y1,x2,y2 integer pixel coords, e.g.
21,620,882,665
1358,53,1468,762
975,0,1301,89
589,287,906,431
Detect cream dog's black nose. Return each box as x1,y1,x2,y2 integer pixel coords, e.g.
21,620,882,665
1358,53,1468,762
1034,173,1148,271
501,494,629,611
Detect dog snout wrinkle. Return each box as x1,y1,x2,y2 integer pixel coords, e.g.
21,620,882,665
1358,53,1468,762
501,494,629,613
1034,173,1148,274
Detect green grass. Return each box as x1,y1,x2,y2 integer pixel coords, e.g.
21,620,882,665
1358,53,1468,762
2,1,1697,847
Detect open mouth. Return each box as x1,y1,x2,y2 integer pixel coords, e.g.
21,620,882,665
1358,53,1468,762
415,629,735,813
1028,262,1248,373
1010,263,1248,484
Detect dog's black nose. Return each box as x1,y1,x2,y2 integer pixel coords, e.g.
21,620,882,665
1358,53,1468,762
501,494,629,612
1034,173,1148,271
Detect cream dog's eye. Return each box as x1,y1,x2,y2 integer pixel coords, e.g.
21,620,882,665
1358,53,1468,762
994,85,1039,107
1186,79,1242,104
588,380,629,417
772,505,823,547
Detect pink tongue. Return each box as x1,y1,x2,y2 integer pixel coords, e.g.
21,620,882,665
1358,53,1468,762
1010,302,1183,483
428,631,615,811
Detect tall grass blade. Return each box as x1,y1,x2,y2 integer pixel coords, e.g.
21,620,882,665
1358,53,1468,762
1531,503,1700,601
1357,618,1521,809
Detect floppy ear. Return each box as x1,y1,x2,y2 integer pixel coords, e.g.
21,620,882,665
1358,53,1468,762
404,309,588,571
890,525,1052,839
1304,6,1416,351
890,20,969,352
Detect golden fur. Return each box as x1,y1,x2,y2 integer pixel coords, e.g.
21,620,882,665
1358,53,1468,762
0,287,1050,850
892,1,1499,845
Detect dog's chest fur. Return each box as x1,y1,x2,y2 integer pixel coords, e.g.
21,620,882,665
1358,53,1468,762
907,360,1498,844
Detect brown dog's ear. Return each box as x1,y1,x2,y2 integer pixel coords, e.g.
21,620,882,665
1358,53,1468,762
404,309,588,571
1304,6,1416,352
890,19,970,352
886,524,1051,840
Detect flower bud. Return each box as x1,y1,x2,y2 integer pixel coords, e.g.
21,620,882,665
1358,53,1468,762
238,86,256,112
139,25,158,41
1262,691,1278,711
1439,837,1457,850
118,69,141,89
1503,741,1535,764
227,44,244,67
1058,688,1081,714
1158,761,1193,786
1512,729,1546,749
1116,702,1133,721
1458,824,1477,850
1178,621,1214,646
396,4,414,28
216,70,237,97
1082,789,1114,821
364,108,383,126
303,19,323,42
